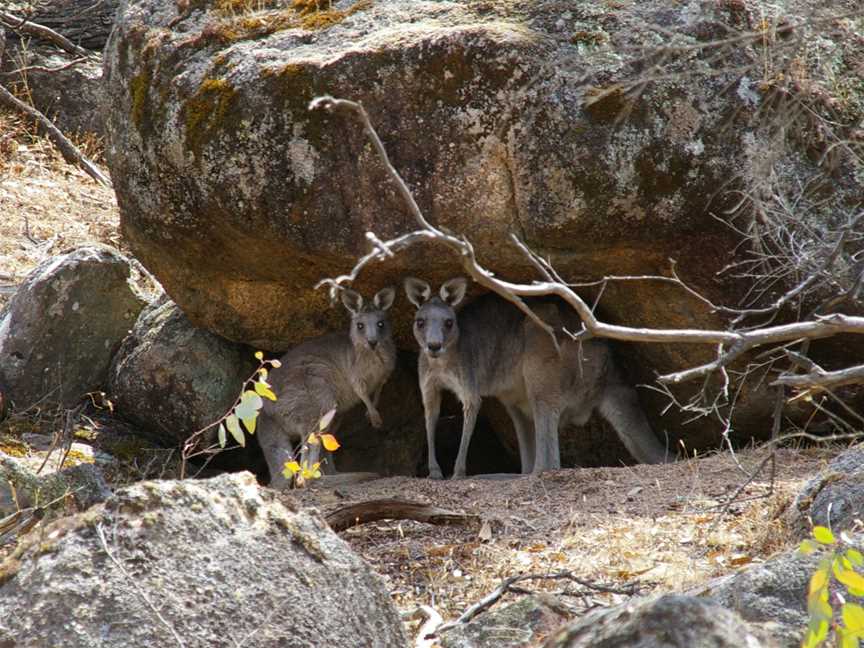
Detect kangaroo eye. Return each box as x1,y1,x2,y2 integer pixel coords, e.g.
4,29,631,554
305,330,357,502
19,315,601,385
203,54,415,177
377,321,384,329
444,319,454,329
356,322,365,331
415,319,425,329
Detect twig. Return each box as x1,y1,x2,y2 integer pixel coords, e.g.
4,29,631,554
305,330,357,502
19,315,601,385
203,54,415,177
0,84,110,185
413,605,443,648
1,56,90,76
96,523,186,648
431,570,640,637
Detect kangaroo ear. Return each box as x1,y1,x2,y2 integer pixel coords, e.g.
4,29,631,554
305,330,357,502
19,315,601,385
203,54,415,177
403,277,431,308
373,286,396,311
340,288,364,314
440,277,468,307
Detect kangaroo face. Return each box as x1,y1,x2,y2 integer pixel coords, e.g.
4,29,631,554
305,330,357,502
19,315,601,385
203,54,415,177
341,287,396,352
404,277,468,359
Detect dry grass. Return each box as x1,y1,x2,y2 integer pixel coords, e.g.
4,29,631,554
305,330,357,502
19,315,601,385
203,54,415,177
0,106,120,308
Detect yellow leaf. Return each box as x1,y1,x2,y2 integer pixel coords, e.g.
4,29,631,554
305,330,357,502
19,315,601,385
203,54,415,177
320,434,340,451
319,408,337,431
836,567,864,592
800,539,819,555
254,381,277,401
840,630,859,648
843,603,864,632
283,460,301,476
848,549,864,567
257,367,269,380
241,415,257,435
814,526,836,545
307,433,320,446
255,351,264,360
810,568,829,595
270,359,282,368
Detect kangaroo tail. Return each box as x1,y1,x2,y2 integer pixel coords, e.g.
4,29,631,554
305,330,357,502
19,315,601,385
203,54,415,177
598,385,670,464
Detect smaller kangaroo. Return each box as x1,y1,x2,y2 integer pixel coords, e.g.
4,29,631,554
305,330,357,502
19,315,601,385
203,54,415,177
405,277,669,479
257,287,397,488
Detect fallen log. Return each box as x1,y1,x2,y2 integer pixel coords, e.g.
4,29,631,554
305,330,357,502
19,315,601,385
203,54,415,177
326,498,478,532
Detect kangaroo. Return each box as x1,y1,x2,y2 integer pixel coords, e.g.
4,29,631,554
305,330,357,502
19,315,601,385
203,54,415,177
257,287,397,488
404,277,669,479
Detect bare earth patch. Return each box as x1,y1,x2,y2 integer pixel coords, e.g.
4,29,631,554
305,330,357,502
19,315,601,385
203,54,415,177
290,446,833,636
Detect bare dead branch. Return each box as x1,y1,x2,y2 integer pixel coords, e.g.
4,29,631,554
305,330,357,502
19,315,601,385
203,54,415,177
0,11,91,58
325,498,479,532
1,56,90,76
0,84,110,186
311,95,864,390
431,570,641,638
774,363,864,390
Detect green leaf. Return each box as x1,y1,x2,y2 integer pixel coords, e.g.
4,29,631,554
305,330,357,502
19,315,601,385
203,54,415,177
800,539,819,555
814,526,836,545
217,423,227,448
226,414,245,447
235,390,263,420
254,381,277,401
804,619,829,648
842,602,864,633
848,549,864,568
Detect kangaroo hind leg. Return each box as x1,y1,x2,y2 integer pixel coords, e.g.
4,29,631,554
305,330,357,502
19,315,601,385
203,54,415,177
599,385,669,464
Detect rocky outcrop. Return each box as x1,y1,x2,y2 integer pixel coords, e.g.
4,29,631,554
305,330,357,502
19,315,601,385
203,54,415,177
0,454,111,517
693,545,820,648
786,447,864,540
0,471,407,647
101,0,864,452
543,594,767,647
108,299,256,445
0,245,147,410
439,593,573,648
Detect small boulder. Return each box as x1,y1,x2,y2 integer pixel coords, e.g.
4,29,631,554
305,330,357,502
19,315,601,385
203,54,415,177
108,300,256,446
0,245,147,410
787,447,864,539
693,546,820,647
0,454,111,517
543,594,766,648
439,593,573,648
0,472,407,647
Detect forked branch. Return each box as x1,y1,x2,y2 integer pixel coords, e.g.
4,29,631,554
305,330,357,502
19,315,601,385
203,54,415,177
309,95,864,388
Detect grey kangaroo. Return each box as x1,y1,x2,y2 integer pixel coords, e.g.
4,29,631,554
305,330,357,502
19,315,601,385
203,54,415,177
257,287,397,488
404,277,669,479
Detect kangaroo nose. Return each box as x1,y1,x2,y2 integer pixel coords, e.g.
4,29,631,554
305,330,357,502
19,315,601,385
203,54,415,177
369,339,378,349
427,342,442,353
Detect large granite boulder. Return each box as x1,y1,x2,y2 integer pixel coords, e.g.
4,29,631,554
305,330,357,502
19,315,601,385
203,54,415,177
0,245,147,410
102,0,864,451
0,471,407,647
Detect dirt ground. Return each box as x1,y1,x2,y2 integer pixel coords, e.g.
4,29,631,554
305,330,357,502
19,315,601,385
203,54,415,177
0,105,841,641
289,445,833,635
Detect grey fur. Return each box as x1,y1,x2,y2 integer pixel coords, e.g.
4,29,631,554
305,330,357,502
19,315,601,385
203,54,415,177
258,287,397,487
404,277,669,479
